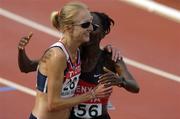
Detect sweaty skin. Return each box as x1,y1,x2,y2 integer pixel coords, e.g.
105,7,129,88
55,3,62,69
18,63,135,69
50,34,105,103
18,12,139,119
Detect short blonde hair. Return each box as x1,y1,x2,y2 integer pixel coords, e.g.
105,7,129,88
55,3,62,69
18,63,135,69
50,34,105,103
51,1,88,30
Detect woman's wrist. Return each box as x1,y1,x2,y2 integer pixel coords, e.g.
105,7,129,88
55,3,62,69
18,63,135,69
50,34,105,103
90,89,96,99
117,76,125,87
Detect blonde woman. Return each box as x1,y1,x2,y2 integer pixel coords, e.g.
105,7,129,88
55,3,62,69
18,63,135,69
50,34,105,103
29,2,112,119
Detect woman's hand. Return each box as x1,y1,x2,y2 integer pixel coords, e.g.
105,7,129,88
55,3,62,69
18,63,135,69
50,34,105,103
103,44,122,62
98,67,124,87
18,32,33,50
91,83,113,99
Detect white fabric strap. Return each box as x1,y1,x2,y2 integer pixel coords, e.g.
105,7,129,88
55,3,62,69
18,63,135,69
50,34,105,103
50,42,69,60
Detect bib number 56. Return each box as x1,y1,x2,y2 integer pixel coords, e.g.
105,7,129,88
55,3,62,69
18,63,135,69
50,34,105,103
74,103,102,118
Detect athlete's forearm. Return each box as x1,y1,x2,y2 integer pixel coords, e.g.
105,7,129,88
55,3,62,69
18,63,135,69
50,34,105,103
18,49,39,73
120,73,140,93
48,91,93,112
115,59,140,93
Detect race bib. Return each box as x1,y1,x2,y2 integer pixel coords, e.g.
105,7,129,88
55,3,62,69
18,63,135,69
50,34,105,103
61,74,80,98
74,103,102,118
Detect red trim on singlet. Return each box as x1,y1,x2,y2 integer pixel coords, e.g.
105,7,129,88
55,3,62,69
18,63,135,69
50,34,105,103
75,80,110,104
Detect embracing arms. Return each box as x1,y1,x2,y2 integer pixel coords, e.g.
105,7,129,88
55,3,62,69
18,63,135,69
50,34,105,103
99,58,140,93
17,33,120,73
41,48,112,111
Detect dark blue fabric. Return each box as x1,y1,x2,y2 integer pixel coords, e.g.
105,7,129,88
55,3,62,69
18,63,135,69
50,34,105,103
37,70,47,92
29,113,37,119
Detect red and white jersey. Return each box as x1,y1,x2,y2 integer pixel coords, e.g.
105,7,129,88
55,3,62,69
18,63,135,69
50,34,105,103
36,41,81,98
51,41,81,98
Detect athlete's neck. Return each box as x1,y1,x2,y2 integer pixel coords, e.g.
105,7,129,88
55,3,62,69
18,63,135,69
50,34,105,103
80,43,102,72
60,35,79,54
85,43,101,57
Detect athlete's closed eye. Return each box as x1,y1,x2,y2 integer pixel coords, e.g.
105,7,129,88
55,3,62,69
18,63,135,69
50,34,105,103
92,24,100,31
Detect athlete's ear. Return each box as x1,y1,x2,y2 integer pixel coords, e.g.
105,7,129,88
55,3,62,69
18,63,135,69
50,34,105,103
63,25,73,32
67,25,73,30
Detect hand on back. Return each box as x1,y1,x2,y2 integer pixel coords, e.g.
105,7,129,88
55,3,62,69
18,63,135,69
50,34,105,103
103,44,122,62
